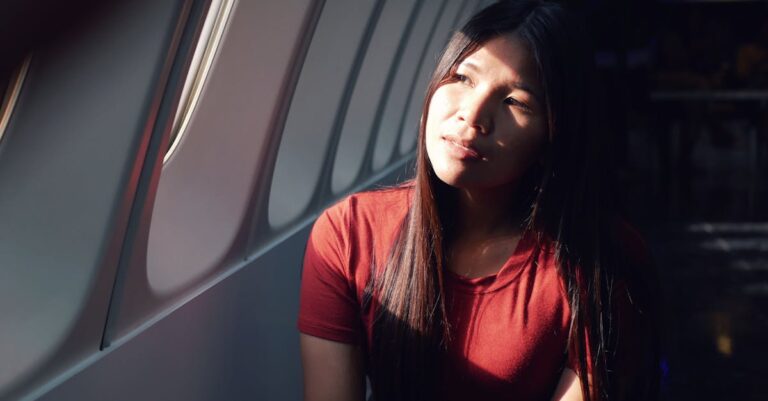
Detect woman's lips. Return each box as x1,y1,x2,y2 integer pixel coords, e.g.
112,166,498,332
443,136,482,161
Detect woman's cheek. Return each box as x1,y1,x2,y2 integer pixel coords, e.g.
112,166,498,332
431,85,461,115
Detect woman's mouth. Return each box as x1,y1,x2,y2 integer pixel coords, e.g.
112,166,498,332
443,136,482,161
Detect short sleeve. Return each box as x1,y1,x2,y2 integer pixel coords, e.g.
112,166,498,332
297,206,363,344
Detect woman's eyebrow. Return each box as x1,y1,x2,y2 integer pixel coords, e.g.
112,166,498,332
458,60,483,74
510,82,539,100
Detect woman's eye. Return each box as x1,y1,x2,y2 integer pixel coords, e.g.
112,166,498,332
504,97,530,111
454,73,471,85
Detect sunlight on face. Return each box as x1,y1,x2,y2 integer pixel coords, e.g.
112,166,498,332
425,34,547,192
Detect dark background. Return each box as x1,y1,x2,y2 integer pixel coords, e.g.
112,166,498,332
573,0,768,399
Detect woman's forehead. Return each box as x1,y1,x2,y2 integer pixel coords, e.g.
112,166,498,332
458,35,541,95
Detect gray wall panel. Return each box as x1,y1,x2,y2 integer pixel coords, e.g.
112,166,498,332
109,0,317,344
0,0,187,398
36,163,413,401
37,228,306,401
452,0,478,30
146,0,314,296
372,0,446,171
331,0,419,194
268,0,378,228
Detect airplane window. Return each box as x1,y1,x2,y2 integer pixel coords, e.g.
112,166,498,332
0,77,8,142
143,1,317,297
331,0,420,194
398,0,467,155
164,0,234,164
268,0,379,228
371,0,447,171
0,55,32,145
145,0,247,296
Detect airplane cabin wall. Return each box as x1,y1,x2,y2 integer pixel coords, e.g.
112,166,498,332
0,0,482,399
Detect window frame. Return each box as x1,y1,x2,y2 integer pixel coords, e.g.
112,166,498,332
0,55,32,145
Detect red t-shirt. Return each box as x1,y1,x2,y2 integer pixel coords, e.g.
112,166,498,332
298,186,643,400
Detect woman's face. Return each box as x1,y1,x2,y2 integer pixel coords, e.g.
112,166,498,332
425,34,547,192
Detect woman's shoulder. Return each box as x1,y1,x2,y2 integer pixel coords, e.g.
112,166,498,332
310,183,413,256
321,182,413,227
305,183,412,291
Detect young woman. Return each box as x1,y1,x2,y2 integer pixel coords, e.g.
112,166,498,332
298,1,659,400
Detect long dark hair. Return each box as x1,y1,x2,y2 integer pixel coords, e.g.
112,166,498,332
367,1,658,400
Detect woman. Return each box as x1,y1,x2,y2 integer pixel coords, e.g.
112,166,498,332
298,1,659,400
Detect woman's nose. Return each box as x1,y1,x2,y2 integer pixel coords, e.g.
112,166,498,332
457,90,494,135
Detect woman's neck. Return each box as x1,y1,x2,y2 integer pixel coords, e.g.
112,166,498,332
448,184,526,240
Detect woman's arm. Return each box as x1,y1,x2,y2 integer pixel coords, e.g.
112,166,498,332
300,333,366,401
551,368,584,401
